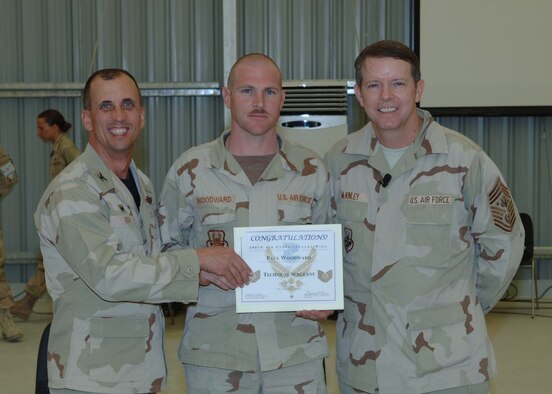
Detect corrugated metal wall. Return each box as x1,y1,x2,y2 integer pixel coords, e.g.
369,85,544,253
1,0,550,279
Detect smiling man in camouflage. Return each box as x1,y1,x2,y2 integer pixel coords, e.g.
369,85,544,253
325,40,525,394
34,68,251,394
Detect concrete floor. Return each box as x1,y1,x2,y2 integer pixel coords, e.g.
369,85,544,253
1,299,551,394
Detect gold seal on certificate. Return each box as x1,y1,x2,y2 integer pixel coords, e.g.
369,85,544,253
234,224,344,313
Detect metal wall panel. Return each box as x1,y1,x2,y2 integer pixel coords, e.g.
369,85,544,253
239,0,380,79
0,0,226,271
1,0,551,281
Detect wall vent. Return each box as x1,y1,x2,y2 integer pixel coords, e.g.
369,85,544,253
281,80,348,115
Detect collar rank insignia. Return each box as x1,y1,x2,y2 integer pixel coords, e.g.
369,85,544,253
97,172,108,182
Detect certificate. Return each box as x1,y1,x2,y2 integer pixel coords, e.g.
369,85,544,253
234,224,343,313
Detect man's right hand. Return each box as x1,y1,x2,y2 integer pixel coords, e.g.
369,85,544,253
196,247,253,288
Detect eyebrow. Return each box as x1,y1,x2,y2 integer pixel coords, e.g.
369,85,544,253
96,97,136,105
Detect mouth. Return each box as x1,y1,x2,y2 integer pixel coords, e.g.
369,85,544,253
379,107,397,113
249,112,268,120
109,126,129,136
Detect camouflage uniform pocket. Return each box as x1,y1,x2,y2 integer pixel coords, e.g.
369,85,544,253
336,297,378,381
196,204,236,248
110,213,144,250
197,203,236,225
336,298,361,364
276,202,312,224
405,204,453,268
183,302,239,360
88,317,149,383
406,303,471,376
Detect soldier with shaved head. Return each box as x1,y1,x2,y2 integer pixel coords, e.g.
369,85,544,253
160,53,332,393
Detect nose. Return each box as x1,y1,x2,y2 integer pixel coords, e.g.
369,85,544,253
381,84,392,101
253,91,265,109
111,105,125,121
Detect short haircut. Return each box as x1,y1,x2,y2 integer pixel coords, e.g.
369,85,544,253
227,53,282,88
354,40,421,86
82,68,141,109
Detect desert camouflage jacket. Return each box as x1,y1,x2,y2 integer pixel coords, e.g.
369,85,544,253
160,131,330,372
324,109,524,393
34,144,200,393
50,133,81,180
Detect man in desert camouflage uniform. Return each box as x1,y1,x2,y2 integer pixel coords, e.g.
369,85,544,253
325,40,524,394
160,53,332,393
34,68,251,393
0,144,23,341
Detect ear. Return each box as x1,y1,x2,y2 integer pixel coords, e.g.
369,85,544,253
415,79,425,103
354,84,364,107
279,89,286,110
222,87,231,109
81,110,93,131
139,106,145,130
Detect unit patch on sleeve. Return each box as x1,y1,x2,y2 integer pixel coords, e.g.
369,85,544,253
344,227,354,253
488,177,516,232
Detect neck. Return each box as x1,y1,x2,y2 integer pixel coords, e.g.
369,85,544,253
226,129,279,156
52,133,63,144
91,144,132,179
375,116,422,149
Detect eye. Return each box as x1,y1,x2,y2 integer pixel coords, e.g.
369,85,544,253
392,81,406,87
240,88,252,95
366,82,380,89
122,99,136,110
98,102,113,111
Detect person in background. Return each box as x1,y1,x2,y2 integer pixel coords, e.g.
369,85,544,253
324,39,524,394
11,109,82,321
0,144,23,341
160,53,332,393
37,109,81,180
34,68,252,393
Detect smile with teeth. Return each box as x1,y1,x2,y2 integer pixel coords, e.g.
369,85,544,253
379,107,397,113
109,127,128,136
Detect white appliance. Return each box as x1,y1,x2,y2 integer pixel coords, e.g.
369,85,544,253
277,80,349,157
277,114,347,157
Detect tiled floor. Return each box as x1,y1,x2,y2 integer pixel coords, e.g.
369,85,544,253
1,298,551,394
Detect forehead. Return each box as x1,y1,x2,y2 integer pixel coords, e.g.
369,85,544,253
232,60,281,87
89,74,140,103
361,57,413,79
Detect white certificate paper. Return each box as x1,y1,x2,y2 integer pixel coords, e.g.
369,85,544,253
234,224,343,313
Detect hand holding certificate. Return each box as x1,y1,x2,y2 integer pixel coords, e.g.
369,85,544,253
234,224,344,313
